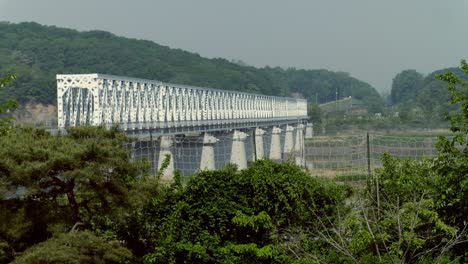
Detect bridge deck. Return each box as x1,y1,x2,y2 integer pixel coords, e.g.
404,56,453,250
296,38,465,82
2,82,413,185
121,117,306,137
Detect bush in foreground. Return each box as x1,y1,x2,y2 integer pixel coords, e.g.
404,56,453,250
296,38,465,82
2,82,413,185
139,160,349,263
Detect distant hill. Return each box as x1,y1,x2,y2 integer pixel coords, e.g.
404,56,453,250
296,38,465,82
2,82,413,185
0,22,383,113
391,67,467,123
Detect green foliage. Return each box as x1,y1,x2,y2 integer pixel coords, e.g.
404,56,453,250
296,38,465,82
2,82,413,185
311,59,468,262
321,60,468,262
155,154,171,180
390,66,468,126
0,74,16,87
0,98,17,136
436,60,468,137
11,231,132,264
307,104,322,125
373,158,461,262
278,69,384,113
0,200,55,254
391,69,423,105
0,126,147,255
1,52,466,263
0,22,382,112
140,160,349,263
231,211,274,233
432,59,468,227
376,154,436,204
0,241,12,264
313,155,462,263
312,61,468,262
0,73,18,136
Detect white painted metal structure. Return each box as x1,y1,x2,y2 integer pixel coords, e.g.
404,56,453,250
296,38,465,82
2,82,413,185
57,74,308,133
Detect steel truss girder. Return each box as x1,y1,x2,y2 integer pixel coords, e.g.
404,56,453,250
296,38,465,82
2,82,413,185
57,73,308,131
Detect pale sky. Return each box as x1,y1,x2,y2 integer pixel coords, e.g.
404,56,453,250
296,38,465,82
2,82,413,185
1,0,467,92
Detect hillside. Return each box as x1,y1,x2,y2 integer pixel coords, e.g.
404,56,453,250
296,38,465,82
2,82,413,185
0,22,383,112
391,67,467,124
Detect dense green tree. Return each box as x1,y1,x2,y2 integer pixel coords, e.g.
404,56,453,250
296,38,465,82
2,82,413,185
139,161,349,263
11,231,132,264
0,74,18,136
0,126,146,225
0,126,147,259
307,103,322,125
432,60,468,228
391,70,423,105
310,154,465,263
391,67,467,126
0,74,16,87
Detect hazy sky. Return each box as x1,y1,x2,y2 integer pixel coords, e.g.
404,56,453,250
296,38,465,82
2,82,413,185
1,0,467,92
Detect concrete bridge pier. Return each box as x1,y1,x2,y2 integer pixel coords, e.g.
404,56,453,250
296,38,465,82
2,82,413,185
200,133,218,170
231,130,248,170
254,128,266,160
295,124,305,167
305,123,314,139
158,136,175,180
129,141,137,160
269,126,282,161
283,125,295,161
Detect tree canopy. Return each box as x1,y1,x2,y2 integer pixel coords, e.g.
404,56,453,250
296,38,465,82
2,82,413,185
0,126,146,225
432,60,468,228
11,231,132,264
390,67,468,125
0,73,17,136
391,69,423,105
0,126,148,264
139,161,349,263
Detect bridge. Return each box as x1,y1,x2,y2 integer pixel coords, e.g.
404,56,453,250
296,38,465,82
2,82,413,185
56,74,313,178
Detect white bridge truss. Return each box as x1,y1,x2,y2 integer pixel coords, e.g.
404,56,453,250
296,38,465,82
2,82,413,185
57,74,308,134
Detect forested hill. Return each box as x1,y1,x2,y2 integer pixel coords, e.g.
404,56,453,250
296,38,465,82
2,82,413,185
0,22,383,112
391,67,468,123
